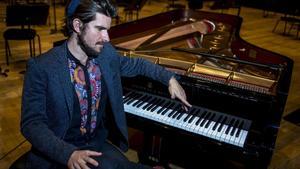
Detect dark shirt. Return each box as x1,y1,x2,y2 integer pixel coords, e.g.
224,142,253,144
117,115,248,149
64,49,108,151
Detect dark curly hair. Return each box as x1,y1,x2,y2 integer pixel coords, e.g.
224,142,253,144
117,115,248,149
63,0,117,37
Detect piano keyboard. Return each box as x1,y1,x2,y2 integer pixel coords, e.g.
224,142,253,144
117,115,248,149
123,90,251,148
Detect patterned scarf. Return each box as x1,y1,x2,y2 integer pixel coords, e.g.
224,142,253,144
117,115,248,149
68,58,101,135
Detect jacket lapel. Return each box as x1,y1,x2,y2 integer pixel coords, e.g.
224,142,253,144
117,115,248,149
55,43,74,118
96,44,129,145
96,53,116,93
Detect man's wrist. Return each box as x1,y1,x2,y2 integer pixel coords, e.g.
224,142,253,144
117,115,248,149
168,76,176,86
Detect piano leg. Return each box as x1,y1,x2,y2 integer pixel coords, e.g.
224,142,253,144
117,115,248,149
138,133,170,168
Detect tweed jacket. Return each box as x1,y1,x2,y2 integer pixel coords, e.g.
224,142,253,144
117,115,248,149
21,42,174,169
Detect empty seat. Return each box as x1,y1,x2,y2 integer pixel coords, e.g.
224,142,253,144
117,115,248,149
3,3,49,65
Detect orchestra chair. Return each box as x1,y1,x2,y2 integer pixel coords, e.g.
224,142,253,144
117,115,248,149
272,1,299,36
9,151,29,169
210,0,242,16
3,3,49,65
287,18,300,38
272,15,299,35
187,0,203,10
123,0,148,21
166,0,185,11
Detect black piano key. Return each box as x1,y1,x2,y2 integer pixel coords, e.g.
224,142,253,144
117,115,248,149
123,91,136,103
158,101,171,114
183,108,193,122
124,92,140,104
142,97,156,109
187,109,200,123
184,108,196,122
126,93,143,105
200,112,211,127
173,110,183,119
161,102,175,115
212,115,223,131
132,95,147,107
157,101,171,114
230,119,240,136
188,108,205,123
172,106,184,119
136,95,151,108
176,110,185,120
236,120,244,137
225,118,235,134
205,113,215,128
130,94,145,106
168,104,181,117
151,99,166,112
196,111,207,126
123,89,132,98
147,98,161,111
217,116,228,132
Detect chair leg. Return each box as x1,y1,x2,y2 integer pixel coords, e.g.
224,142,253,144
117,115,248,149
33,38,36,56
288,23,294,35
5,40,10,65
283,20,288,35
7,40,12,58
37,34,41,55
29,40,33,57
272,19,281,33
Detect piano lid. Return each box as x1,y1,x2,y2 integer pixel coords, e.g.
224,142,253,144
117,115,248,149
110,9,292,96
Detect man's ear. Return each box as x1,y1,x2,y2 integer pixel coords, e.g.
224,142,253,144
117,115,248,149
72,18,82,33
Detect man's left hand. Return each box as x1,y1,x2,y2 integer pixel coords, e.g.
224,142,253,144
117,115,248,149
168,76,192,110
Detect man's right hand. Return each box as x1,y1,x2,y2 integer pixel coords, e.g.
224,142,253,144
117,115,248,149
67,150,102,169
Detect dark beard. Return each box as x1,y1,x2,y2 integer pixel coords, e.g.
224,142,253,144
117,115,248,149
77,31,101,58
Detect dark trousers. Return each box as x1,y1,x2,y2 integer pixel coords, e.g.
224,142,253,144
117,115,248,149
88,141,152,169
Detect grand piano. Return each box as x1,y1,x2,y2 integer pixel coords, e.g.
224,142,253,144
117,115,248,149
108,9,293,169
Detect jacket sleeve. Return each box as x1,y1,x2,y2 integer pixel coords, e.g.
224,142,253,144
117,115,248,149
103,43,175,85
119,56,174,85
20,58,77,165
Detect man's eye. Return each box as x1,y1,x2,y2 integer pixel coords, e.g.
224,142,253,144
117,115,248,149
97,27,106,31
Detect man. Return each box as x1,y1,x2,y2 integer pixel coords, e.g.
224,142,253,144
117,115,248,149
21,0,214,168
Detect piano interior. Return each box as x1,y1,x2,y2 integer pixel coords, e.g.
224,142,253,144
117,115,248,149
109,9,293,169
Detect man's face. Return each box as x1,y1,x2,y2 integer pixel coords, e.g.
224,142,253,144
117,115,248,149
77,13,111,58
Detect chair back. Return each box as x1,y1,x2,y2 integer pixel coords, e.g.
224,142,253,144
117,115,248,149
6,3,49,28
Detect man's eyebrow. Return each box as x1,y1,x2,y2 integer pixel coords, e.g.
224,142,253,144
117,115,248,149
95,25,108,30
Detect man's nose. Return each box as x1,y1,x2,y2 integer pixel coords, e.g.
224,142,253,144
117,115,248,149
101,30,110,42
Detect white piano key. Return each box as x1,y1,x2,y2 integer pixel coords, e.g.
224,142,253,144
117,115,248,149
205,121,216,138
238,130,248,147
224,127,233,143
220,125,228,141
174,113,187,128
187,117,199,132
